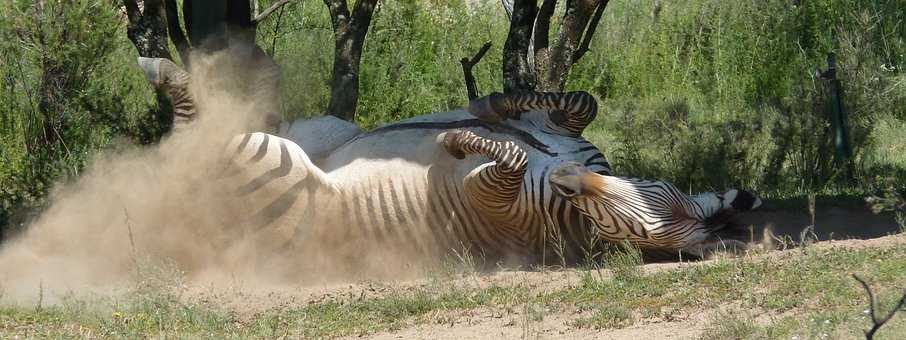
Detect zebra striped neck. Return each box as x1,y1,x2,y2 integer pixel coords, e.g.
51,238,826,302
561,176,721,249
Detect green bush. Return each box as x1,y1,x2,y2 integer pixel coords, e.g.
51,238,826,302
572,0,906,196
0,0,158,232
1,0,905,233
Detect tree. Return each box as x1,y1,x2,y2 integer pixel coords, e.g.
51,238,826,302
500,0,609,92
323,0,379,122
8,1,121,153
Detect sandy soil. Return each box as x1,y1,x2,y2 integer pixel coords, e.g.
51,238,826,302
178,233,906,340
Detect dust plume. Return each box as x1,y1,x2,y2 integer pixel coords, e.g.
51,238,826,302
0,50,433,303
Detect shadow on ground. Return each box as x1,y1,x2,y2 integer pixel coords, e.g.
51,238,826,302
739,197,900,243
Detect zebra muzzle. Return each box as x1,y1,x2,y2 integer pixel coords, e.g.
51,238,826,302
549,162,596,198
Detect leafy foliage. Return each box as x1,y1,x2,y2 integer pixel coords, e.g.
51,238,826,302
2,0,905,233
0,0,159,232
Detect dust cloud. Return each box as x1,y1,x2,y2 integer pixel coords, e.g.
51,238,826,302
0,50,432,304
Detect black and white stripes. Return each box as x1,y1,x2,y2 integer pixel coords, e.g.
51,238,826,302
218,91,757,265
469,91,598,137
548,163,760,252
137,57,196,125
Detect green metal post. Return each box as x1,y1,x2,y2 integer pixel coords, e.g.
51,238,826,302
823,53,853,181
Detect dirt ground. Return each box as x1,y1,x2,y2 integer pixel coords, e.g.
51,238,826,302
739,201,901,243
178,230,906,340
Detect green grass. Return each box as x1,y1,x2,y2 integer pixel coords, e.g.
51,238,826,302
3,237,906,338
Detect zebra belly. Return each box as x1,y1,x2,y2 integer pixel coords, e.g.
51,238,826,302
320,160,538,263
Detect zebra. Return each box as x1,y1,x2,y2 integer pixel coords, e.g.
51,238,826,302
138,58,196,126
140,57,762,267
549,162,761,256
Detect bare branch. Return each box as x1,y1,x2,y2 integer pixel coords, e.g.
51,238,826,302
503,0,538,92
854,274,906,339
253,0,294,24
854,274,880,325
573,0,608,63
268,1,289,56
460,41,493,100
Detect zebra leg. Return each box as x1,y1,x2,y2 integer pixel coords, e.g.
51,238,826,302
468,91,598,136
437,129,527,222
137,57,196,126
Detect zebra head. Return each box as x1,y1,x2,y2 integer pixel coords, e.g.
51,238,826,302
548,161,762,248
548,162,761,211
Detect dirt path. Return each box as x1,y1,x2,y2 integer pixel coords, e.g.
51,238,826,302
358,309,711,340
180,234,906,339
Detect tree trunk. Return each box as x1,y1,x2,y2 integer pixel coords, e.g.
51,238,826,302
123,0,175,141
37,59,67,153
324,0,378,121
123,0,173,59
538,0,598,91
184,0,228,52
164,0,191,64
501,0,609,92
502,0,537,92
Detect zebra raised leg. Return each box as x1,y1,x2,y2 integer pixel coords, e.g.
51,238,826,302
137,57,197,126
467,91,598,136
437,129,528,224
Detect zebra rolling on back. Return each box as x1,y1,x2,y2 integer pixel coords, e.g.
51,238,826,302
222,93,761,264
142,57,762,266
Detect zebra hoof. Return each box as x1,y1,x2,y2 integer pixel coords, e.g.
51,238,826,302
137,57,187,88
467,92,507,123
137,57,164,86
437,130,466,160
